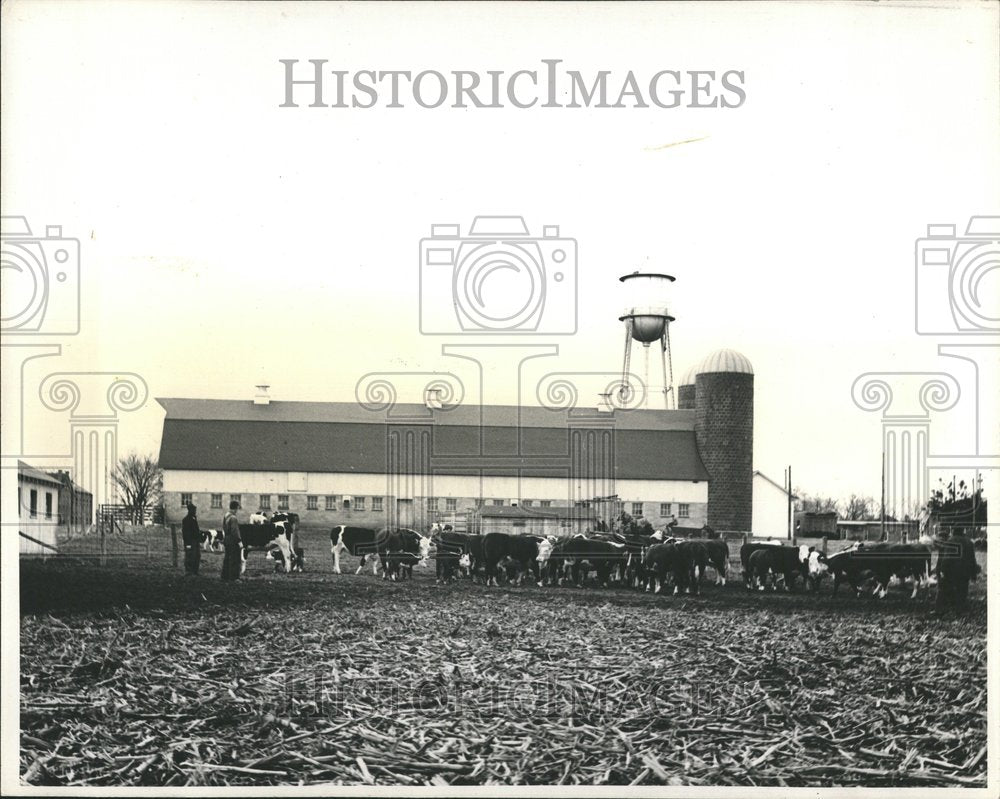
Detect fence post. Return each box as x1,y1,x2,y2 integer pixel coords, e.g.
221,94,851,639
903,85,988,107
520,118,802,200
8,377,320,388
99,516,106,566
170,524,179,568
822,536,828,555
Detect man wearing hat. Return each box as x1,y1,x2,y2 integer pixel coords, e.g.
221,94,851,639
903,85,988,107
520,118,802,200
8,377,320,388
221,500,243,581
181,502,202,576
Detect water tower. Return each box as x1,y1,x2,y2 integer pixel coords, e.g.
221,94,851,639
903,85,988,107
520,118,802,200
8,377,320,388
618,272,676,409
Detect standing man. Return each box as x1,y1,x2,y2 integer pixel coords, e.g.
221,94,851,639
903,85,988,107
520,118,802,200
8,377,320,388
935,529,980,611
181,502,201,576
221,500,243,582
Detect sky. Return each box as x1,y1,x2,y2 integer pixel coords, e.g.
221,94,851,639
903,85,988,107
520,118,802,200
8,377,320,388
2,0,999,510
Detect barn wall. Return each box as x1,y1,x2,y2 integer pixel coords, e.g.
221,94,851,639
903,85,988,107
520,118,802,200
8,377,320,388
752,474,791,538
161,469,707,528
18,476,62,555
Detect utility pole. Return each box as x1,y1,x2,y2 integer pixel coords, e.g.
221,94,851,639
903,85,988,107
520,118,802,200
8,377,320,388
786,465,793,540
880,451,886,541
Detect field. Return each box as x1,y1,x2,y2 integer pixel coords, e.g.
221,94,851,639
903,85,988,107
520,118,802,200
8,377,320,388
19,527,988,787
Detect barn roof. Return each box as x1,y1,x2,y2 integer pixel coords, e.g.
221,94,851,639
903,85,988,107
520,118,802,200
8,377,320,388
18,461,63,488
156,399,711,482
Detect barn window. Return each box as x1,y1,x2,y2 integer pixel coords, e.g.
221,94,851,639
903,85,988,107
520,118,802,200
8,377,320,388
325,495,336,511
540,500,552,508
522,499,533,507
211,494,222,509
492,499,505,506
660,503,671,517
30,489,38,518
678,503,690,518
45,492,53,520
372,496,383,512
632,503,643,517
307,495,318,510
614,501,624,516
230,494,241,507
445,497,457,511
278,495,289,510
426,496,438,511
259,494,271,510
181,492,192,507
355,496,366,511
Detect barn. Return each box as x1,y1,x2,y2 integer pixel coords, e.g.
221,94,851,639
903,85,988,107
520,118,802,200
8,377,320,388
157,348,759,533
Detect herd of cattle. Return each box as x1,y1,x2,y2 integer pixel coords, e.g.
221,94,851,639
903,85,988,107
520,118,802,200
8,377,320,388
195,515,979,600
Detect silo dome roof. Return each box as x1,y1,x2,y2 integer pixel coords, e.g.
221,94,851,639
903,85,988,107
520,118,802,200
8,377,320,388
694,348,754,376
678,365,699,386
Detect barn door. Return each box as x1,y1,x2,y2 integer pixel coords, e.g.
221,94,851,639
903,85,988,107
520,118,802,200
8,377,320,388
396,498,414,528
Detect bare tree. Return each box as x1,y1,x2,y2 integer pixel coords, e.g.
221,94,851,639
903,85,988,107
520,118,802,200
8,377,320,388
843,494,876,521
796,493,839,514
111,453,163,524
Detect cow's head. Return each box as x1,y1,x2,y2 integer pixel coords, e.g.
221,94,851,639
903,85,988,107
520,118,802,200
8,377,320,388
536,538,554,563
417,534,435,565
807,550,829,580
458,552,471,571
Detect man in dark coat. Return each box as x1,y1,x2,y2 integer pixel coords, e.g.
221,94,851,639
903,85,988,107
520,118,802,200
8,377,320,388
220,500,243,582
935,530,980,611
181,502,201,575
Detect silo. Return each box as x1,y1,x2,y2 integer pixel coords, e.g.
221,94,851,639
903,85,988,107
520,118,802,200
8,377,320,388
694,349,754,532
677,365,698,410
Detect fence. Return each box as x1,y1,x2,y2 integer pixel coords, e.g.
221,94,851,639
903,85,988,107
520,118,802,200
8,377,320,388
35,521,174,566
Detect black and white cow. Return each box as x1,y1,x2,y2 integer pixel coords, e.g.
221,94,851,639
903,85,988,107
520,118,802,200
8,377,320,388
378,528,435,581
330,526,384,575
825,542,934,599
742,544,815,592
266,545,305,573
536,535,626,588
432,530,480,583
238,522,295,574
482,533,545,586
201,528,224,552
684,538,729,586
643,541,695,595
330,525,434,577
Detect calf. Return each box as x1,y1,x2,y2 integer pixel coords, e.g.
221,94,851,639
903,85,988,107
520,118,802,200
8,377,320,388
743,544,812,592
687,538,729,586
201,528,224,552
249,511,270,524
483,533,544,586
238,522,295,574
434,530,479,583
266,545,305,573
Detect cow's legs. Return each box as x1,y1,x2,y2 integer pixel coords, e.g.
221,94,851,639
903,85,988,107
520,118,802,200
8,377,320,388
332,540,345,575
275,535,293,574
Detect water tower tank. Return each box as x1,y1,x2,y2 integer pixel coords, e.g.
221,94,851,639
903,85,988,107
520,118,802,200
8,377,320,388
618,272,675,343
617,272,677,409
